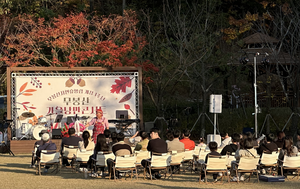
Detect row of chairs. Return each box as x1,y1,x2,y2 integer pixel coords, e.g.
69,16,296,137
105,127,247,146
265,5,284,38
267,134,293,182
193,147,300,184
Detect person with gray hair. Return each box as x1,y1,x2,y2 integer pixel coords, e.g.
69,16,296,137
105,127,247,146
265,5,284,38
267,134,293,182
36,133,57,174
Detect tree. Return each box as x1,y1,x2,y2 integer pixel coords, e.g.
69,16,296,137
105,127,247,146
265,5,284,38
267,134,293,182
139,0,225,136
0,10,157,74
262,1,300,141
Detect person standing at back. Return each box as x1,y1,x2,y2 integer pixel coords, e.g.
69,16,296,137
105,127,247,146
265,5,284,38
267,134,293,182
180,129,195,150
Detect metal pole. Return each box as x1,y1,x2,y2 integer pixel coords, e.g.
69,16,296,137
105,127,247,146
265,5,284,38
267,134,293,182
254,55,258,138
213,113,216,141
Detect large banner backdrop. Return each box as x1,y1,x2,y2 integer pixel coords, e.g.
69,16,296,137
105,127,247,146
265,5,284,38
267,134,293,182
11,71,139,138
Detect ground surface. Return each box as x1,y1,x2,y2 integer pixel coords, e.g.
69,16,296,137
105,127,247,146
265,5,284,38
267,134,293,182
0,154,300,189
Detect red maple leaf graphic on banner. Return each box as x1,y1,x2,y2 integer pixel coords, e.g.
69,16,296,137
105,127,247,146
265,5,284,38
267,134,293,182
110,77,132,94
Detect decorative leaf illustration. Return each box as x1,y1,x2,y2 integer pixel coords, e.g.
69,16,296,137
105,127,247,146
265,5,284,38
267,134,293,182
29,107,36,109
22,102,30,104
23,105,28,110
22,93,33,96
119,90,135,103
124,104,135,115
24,89,37,92
110,77,132,94
20,82,28,92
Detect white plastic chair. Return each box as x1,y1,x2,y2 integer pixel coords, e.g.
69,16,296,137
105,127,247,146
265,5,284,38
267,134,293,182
37,150,60,175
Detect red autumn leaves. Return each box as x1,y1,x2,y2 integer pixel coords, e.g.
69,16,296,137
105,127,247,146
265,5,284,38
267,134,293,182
0,10,158,76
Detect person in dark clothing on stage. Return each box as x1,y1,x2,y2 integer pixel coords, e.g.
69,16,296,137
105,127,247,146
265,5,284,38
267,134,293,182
221,133,240,155
141,127,167,179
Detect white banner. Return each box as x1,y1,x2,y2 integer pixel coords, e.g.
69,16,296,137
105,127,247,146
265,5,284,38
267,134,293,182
12,72,139,138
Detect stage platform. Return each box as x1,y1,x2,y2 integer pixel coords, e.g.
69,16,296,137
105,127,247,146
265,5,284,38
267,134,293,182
9,137,131,154
10,139,62,154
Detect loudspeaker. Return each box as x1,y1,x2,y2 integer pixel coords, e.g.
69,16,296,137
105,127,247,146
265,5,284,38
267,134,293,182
207,134,221,146
52,129,62,139
209,94,222,113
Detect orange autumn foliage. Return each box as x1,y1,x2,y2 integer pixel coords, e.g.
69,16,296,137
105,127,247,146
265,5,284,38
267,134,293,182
0,10,158,76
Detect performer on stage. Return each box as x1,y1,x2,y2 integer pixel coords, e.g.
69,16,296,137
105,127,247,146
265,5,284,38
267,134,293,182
85,107,109,143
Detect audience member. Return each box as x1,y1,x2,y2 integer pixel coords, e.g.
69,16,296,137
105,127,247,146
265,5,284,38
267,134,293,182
278,136,298,161
256,133,278,155
180,129,195,150
219,133,232,148
274,131,285,148
167,130,184,152
104,129,111,144
30,130,48,168
197,137,206,148
165,130,174,143
141,127,167,179
297,132,300,150
36,133,57,174
200,141,221,182
109,131,118,147
88,134,110,177
231,138,258,181
107,132,132,179
221,133,240,155
60,128,82,166
129,131,142,145
278,136,298,176
79,130,95,151
243,131,259,146
134,131,149,151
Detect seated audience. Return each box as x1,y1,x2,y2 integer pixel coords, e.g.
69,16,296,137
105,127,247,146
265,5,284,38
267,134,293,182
134,131,149,151
129,131,142,145
79,130,95,151
278,136,298,176
107,132,132,179
256,133,278,155
60,128,82,166
88,134,110,177
104,129,111,144
274,131,285,148
109,131,118,148
278,136,298,161
231,138,258,182
165,130,174,143
36,133,57,174
167,130,184,152
197,137,206,149
221,133,240,155
180,129,195,150
200,141,221,182
297,132,300,150
141,127,167,179
243,131,259,147
30,130,48,168
219,133,231,148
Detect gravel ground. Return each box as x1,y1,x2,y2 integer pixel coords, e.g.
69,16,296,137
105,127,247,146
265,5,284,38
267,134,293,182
0,154,300,189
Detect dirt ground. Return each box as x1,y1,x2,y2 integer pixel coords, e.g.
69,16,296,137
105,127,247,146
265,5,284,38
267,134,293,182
0,154,300,189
